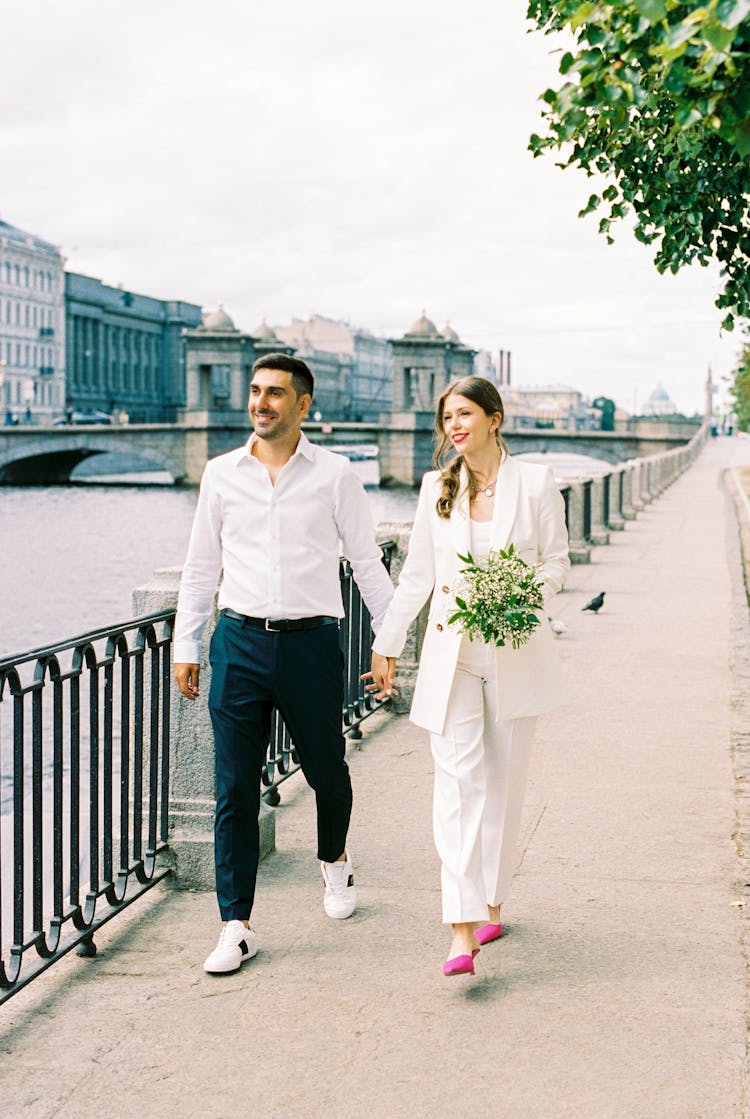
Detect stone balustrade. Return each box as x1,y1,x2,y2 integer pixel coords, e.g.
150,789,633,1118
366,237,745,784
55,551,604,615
557,421,710,564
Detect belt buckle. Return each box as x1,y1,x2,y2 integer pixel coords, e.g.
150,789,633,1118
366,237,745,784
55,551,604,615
264,618,283,632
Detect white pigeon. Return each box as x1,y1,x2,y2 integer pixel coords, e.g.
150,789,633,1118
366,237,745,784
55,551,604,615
548,617,567,637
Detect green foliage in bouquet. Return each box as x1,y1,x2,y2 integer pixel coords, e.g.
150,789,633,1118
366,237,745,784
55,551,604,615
448,544,545,649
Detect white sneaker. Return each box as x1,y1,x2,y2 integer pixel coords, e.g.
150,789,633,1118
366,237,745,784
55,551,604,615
204,920,258,974
321,850,357,919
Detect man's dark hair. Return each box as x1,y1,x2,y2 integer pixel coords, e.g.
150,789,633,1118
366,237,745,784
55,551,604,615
252,353,314,399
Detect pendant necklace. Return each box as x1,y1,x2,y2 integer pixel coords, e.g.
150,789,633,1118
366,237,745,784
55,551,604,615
477,476,498,498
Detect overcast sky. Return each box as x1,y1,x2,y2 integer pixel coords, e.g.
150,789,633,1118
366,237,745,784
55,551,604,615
1,0,738,415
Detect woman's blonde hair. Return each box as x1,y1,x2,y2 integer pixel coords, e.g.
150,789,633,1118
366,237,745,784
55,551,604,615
433,376,508,519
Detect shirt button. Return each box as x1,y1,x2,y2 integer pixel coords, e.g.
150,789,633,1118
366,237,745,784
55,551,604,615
436,623,444,632
441,585,450,594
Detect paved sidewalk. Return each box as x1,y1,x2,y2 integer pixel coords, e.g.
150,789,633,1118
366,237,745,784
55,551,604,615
2,436,750,1119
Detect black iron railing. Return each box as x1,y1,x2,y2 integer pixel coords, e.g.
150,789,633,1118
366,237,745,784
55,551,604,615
0,613,174,1003
0,541,396,1000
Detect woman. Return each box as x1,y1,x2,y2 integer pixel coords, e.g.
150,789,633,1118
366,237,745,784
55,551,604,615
367,376,570,976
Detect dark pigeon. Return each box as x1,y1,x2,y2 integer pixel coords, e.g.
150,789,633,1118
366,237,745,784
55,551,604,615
582,592,605,614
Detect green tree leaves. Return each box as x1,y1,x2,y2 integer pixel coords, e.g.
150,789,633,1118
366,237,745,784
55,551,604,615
730,342,750,430
527,1,750,328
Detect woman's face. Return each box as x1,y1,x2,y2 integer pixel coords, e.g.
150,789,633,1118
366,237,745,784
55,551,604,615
441,393,499,457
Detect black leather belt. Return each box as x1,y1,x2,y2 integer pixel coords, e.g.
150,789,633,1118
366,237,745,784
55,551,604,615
221,608,338,632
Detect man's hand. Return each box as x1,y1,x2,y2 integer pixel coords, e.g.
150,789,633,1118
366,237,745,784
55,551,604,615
361,652,398,701
174,662,201,700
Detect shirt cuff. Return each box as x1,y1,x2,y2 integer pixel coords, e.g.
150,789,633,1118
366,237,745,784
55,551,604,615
173,639,203,665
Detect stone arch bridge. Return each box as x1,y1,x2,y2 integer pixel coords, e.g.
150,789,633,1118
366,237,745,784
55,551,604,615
0,421,699,486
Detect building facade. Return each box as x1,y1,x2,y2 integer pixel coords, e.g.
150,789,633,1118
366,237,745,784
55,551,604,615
0,220,66,423
180,308,297,422
501,384,596,431
65,273,202,422
389,312,475,414
272,314,392,421
642,383,678,417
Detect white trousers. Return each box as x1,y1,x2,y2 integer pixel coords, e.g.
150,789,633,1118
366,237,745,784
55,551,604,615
429,636,537,924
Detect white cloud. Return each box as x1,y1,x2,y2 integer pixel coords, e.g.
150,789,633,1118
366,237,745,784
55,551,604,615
0,0,738,415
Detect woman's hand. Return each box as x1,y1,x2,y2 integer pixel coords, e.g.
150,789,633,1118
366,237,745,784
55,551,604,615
362,652,399,701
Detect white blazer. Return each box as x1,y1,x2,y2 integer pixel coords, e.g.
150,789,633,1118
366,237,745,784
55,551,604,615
373,456,571,735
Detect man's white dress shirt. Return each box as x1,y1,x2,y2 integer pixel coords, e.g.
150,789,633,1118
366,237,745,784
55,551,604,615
173,433,394,664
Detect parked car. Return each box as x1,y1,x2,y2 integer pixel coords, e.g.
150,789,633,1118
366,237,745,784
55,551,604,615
53,411,113,426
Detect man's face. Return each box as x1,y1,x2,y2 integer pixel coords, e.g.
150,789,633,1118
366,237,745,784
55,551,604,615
248,368,310,440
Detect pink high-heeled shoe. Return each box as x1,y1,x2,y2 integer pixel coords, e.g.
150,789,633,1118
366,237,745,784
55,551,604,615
474,921,503,946
443,952,477,977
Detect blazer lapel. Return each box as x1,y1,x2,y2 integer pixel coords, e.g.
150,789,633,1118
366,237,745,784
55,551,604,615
491,455,521,550
451,464,473,560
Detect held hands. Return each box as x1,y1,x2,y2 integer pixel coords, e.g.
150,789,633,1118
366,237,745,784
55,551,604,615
174,663,201,700
361,652,399,701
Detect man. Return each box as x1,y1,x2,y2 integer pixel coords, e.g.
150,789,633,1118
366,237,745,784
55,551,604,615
173,353,393,975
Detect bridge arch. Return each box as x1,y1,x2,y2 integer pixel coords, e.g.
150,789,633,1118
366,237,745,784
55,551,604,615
504,432,627,465
0,434,185,485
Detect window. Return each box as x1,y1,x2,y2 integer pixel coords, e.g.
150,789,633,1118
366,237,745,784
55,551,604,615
211,364,231,406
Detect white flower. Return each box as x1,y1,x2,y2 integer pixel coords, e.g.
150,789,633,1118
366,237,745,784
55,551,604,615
448,544,544,649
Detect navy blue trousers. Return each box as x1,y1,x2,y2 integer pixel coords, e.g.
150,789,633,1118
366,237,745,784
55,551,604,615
208,614,351,921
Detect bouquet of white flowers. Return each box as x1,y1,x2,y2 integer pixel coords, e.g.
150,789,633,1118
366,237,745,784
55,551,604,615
448,544,545,649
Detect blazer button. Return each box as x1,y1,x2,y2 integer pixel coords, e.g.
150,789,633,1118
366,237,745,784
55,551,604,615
436,623,444,632
441,585,450,594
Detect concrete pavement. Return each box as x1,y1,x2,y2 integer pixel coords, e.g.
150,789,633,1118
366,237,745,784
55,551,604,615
2,435,750,1119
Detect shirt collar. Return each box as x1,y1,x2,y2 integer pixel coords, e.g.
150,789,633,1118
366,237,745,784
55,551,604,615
236,430,315,465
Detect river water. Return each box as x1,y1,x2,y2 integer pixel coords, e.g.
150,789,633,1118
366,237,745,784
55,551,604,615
0,459,419,657
0,450,606,657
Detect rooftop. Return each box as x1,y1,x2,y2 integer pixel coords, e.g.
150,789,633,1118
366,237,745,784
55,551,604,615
0,219,62,259
201,304,236,331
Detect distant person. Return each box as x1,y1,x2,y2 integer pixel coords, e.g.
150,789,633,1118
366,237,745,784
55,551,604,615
366,376,570,977
173,353,394,975
4,409,13,426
